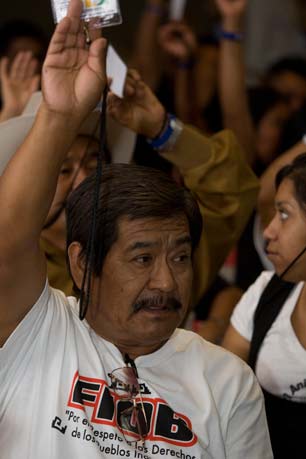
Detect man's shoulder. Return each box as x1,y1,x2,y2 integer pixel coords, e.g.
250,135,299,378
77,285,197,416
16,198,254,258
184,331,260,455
174,328,255,385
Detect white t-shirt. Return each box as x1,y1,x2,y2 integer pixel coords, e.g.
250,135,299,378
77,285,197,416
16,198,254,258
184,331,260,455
231,271,306,402
0,283,272,459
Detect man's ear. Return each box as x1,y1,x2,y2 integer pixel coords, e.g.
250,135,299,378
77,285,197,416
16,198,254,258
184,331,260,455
68,242,85,290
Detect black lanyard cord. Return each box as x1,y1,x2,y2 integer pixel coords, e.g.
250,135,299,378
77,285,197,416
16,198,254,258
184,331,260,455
79,85,109,320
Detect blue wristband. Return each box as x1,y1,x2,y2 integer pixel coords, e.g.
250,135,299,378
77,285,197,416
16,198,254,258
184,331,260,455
147,114,176,149
176,57,195,70
217,28,243,42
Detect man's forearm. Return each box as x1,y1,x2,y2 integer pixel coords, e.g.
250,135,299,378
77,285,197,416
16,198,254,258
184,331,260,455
218,16,255,165
130,0,165,89
258,140,306,228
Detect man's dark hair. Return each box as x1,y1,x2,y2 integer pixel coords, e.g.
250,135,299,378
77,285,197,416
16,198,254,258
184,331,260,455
66,164,202,293
275,152,306,212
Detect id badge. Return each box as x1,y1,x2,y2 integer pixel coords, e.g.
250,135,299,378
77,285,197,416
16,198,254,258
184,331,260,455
51,0,122,28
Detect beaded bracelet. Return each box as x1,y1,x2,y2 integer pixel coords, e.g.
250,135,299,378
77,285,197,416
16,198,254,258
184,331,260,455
175,57,195,70
217,28,243,42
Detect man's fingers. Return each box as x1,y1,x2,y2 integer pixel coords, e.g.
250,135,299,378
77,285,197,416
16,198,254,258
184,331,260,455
46,16,72,56
107,92,124,118
123,69,142,97
29,74,41,93
87,37,108,81
0,57,9,80
10,52,27,79
124,76,137,97
26,58,39,79
127,68,141,81
47,0,83,56
13,52,34,80
67,0,84,19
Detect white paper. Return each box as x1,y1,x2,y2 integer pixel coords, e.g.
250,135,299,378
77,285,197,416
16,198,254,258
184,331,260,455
106,45,127,98
169,0,187,21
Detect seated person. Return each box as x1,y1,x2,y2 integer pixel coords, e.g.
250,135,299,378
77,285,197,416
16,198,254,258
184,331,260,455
222,153,306,457
0,1,272,458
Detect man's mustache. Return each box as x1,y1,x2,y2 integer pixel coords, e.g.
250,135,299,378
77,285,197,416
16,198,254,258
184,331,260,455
133,295,182,313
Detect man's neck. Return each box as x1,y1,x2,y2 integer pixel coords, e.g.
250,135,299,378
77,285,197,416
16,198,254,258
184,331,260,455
86,315,168,360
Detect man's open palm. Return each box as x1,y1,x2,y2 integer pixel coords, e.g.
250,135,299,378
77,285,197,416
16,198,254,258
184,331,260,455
42,0,107,121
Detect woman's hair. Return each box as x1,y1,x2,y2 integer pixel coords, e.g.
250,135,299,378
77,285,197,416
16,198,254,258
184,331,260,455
279,103,306,152
247,87,287,128
66,163,202,291
266,57,306,81
275,153,306,211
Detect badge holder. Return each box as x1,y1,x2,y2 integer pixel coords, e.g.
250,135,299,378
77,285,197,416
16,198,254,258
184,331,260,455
51,0,122,29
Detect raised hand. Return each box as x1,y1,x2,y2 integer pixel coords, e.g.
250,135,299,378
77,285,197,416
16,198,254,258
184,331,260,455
215,0,247,23
108,69,166,139
42,0,107,124
158,22,197,62
0,51,40,122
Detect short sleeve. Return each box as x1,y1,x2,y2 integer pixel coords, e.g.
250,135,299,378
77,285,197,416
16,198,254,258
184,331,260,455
226,362,273,458
230,271,274,341
0,281,50,383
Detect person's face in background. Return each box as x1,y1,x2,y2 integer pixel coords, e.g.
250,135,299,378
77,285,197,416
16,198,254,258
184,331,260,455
6,36,46,65
43,135,99,243
269,71,306,114
264,178,306,282
256,102,290,165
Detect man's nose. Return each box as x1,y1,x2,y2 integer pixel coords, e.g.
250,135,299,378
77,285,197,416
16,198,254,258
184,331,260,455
148,259,176,292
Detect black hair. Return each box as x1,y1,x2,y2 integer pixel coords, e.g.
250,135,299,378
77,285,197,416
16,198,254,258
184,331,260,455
66,164,202,294
0,19,48,59
275,153,306,212
279,103,306,152
247,87,287,128
266,57,306,81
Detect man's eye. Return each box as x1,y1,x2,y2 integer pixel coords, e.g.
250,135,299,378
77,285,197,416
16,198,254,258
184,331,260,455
173,253,191,263
134,255,152,264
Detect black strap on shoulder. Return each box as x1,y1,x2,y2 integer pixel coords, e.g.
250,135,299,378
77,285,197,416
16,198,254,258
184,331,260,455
248,273,295,370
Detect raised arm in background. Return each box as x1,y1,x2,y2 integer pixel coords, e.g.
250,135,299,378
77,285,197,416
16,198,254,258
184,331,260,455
108,70,259,303
0,51,40,122
0,0,107,346
258,139,306,229
129,0,166,90
157,21,199,123
216,0,255,164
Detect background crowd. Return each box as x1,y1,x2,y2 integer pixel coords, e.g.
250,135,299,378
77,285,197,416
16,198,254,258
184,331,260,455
1,0,306,457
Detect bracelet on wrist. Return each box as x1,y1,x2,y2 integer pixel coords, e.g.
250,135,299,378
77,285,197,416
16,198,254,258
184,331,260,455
175,57,195,70
147,113,183,152
216,27,243,42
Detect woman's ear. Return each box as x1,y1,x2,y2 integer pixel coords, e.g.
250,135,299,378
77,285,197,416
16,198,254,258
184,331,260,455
67,242,84,290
